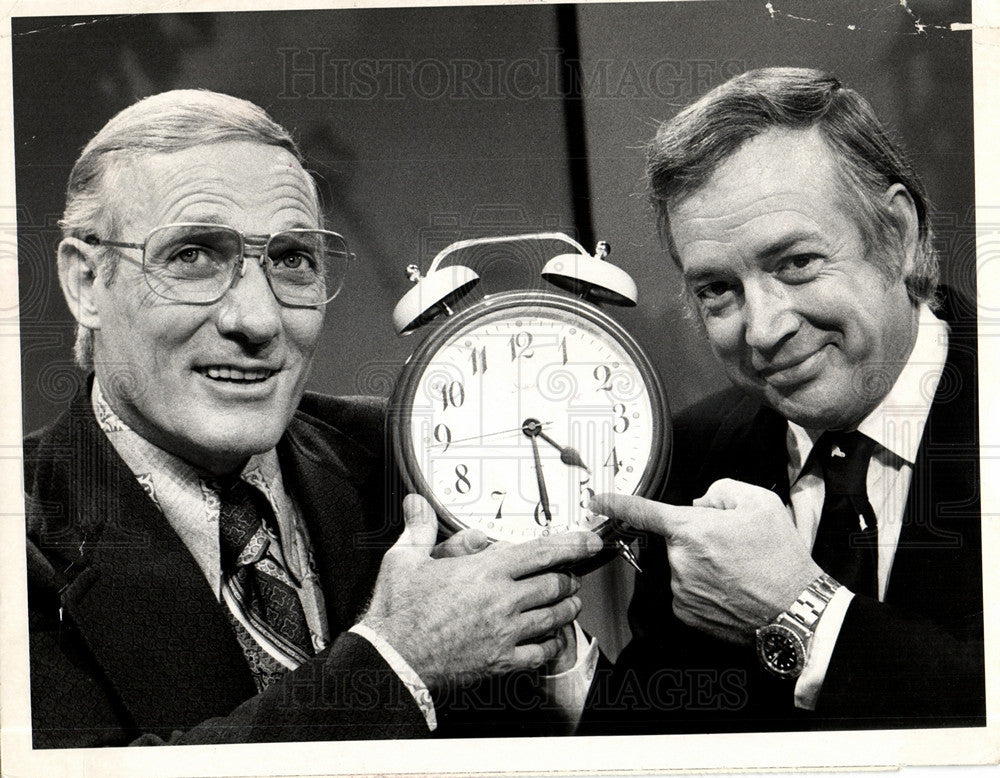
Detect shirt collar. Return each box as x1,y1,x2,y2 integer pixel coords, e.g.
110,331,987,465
90,379,295,590
91,377,277,483
786,304,948,481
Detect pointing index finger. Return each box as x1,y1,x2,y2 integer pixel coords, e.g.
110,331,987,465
589,493,684,539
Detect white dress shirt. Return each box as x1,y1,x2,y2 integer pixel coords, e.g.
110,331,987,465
785,305,948,708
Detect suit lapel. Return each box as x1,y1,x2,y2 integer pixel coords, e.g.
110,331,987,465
55,397,255,737
884,290,982,617
705,404,791,502
279,410,395,638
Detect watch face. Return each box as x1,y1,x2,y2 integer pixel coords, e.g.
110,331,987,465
756,625,806,678
391,291,668,543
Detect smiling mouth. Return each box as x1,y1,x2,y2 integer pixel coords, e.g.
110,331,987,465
757,348,825,386
760,357,812,377
198,366,277,383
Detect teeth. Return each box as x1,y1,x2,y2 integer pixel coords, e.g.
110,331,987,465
202,366,273,382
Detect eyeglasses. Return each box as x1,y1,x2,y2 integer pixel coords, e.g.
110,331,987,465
85,223,354,307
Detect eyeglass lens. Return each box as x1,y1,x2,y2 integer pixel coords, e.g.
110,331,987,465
143,224,349,305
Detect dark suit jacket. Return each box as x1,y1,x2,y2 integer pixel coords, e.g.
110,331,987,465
585,288,985,733
26,386,573,746
25,386,433,747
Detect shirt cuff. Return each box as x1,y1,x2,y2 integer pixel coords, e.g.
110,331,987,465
793,586,855,710
349,622,437,731
539,621,599,732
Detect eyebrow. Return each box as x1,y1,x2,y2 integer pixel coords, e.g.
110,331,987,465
756,231,822,261
171,214,228,226
166,215,318,231
681,268,720,286
681,229,824,285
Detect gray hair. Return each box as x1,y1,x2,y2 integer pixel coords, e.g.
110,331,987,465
60,89,309,369
646,67,938,306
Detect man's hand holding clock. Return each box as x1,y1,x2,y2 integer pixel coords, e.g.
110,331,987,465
360,495,602,692
432,472,585,677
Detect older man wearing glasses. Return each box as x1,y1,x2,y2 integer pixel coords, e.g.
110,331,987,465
23,89,601,748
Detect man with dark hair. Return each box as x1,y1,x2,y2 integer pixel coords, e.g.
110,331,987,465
589,67,983,732
24,89,602,747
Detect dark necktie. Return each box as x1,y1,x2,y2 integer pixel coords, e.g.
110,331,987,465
811,431,880,599
218,478,313,688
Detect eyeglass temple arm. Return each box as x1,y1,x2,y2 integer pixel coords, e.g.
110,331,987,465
84,236,145,251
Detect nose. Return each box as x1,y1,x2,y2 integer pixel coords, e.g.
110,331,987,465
741,276,798,354
215,255,282,345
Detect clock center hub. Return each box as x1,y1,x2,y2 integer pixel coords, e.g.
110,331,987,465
521,418,543,438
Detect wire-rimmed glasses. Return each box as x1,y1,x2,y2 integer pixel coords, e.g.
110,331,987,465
86,222,354,307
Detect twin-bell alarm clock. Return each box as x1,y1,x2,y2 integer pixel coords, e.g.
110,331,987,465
388,233,671,571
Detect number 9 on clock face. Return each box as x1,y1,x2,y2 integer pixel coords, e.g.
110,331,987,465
390,291,670,545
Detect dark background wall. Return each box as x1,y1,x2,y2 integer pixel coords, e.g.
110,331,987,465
13,1,974,658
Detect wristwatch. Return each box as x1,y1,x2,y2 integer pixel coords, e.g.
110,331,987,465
755,574,841,679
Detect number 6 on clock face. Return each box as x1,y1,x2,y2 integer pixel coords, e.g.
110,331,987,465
390,291,670,552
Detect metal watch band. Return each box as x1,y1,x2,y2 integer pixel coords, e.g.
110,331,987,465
756,574,842,678
782,573,841,635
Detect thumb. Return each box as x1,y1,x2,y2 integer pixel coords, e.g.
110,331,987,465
396,494,440,554
695,478,782,510
432,527,490,559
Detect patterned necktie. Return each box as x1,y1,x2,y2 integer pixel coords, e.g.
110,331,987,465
218,478,313,689
811,430,880,599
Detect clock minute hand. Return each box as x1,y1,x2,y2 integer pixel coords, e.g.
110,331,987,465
522,420,553,525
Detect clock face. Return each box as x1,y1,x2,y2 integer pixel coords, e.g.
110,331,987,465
392,291,668,543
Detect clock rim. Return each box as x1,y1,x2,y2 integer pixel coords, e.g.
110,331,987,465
388,289,672,540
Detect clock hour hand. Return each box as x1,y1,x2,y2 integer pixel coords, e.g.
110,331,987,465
522,418,591,473
522,420,553,525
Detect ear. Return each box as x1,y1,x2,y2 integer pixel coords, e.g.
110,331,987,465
884,183,920,275
57,237,102,330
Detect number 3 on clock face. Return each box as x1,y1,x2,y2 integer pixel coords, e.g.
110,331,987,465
390,291,670,545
